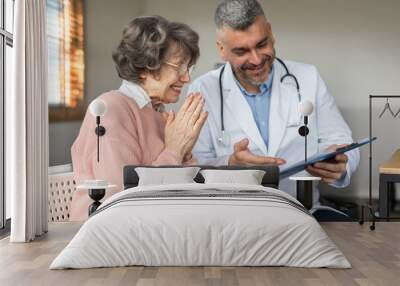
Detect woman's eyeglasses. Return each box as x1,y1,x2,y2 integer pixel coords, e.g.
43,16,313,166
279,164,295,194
164,62,195,77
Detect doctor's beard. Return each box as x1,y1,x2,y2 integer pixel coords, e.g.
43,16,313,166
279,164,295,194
237,54,274,87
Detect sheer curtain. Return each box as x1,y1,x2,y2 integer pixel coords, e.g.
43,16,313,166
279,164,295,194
8,0,49,242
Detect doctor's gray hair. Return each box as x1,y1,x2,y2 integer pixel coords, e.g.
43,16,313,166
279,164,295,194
215,0,265,30
112,15,199,83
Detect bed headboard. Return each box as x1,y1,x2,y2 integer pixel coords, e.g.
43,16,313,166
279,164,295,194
123,165,280,189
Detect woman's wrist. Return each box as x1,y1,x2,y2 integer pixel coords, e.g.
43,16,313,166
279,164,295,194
163,147,184,163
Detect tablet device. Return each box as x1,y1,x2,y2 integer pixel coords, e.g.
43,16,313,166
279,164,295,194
280,137,377,179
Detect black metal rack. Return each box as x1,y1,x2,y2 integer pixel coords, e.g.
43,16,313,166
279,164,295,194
359,95,400,230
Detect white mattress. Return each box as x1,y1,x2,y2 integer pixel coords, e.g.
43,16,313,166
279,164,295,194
50,183,350,269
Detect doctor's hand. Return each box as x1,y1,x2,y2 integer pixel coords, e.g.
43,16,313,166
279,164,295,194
228,139,286,166
164,93,208,162
306,144,349,184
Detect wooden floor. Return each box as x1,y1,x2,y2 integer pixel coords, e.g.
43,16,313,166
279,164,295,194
0,222,399,286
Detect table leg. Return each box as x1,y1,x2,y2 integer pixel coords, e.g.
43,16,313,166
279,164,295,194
88,188,106,216
296,181,313,210
379,175,389,220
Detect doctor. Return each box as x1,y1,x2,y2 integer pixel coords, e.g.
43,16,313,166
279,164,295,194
188,0,360,201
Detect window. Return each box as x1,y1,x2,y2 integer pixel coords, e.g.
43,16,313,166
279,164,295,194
1,0,14,233
47,0,85,122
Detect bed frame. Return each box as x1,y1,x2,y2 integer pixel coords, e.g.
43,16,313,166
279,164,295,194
123,165,280,189
48,165,280,222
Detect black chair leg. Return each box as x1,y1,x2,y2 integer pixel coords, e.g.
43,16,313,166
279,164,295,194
379,175,389,220
389,182,396,211
359,205,364,225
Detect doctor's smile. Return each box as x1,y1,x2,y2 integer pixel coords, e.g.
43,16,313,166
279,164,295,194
241,57,270,75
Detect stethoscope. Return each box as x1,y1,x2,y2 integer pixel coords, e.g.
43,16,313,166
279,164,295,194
217,57,308,147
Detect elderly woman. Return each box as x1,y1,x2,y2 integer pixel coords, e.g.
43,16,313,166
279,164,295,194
70,16,207,221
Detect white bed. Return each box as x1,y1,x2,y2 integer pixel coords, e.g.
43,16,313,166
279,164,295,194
50,183,350,269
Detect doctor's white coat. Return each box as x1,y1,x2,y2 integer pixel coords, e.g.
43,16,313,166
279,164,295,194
188,60,360,203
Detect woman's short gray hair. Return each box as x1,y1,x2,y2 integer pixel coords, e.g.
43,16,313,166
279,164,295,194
215,0,265,30
112,16,200,83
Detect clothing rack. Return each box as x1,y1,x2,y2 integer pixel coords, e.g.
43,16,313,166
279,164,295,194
360,95,400,230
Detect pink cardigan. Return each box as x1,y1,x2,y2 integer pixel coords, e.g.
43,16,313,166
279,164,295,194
70,90,194,221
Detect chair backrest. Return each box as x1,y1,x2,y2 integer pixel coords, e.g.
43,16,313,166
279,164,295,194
48,164,75,222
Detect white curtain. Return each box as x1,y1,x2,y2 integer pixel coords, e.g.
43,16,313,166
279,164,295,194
8,0,49,242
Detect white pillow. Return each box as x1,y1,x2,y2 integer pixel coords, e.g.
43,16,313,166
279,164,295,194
135,167,200,186
200,169,266,185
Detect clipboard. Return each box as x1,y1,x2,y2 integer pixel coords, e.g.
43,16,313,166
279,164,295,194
280,137,377,179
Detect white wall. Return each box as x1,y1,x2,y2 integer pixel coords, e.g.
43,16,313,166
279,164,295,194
262,0,400,199
50,0,400,200
49,0,143,166
84,0,143,104
49,122,81,166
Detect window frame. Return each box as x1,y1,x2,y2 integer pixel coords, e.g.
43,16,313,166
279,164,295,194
48,0,86,123
0,0,13,232
49,104,86,122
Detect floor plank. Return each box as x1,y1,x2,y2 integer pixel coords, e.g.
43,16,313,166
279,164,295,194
0,222,399,286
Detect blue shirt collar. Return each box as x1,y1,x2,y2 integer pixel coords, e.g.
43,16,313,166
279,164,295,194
234,64,274,97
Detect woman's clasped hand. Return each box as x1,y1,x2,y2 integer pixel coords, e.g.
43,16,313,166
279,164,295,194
164,92,208,162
